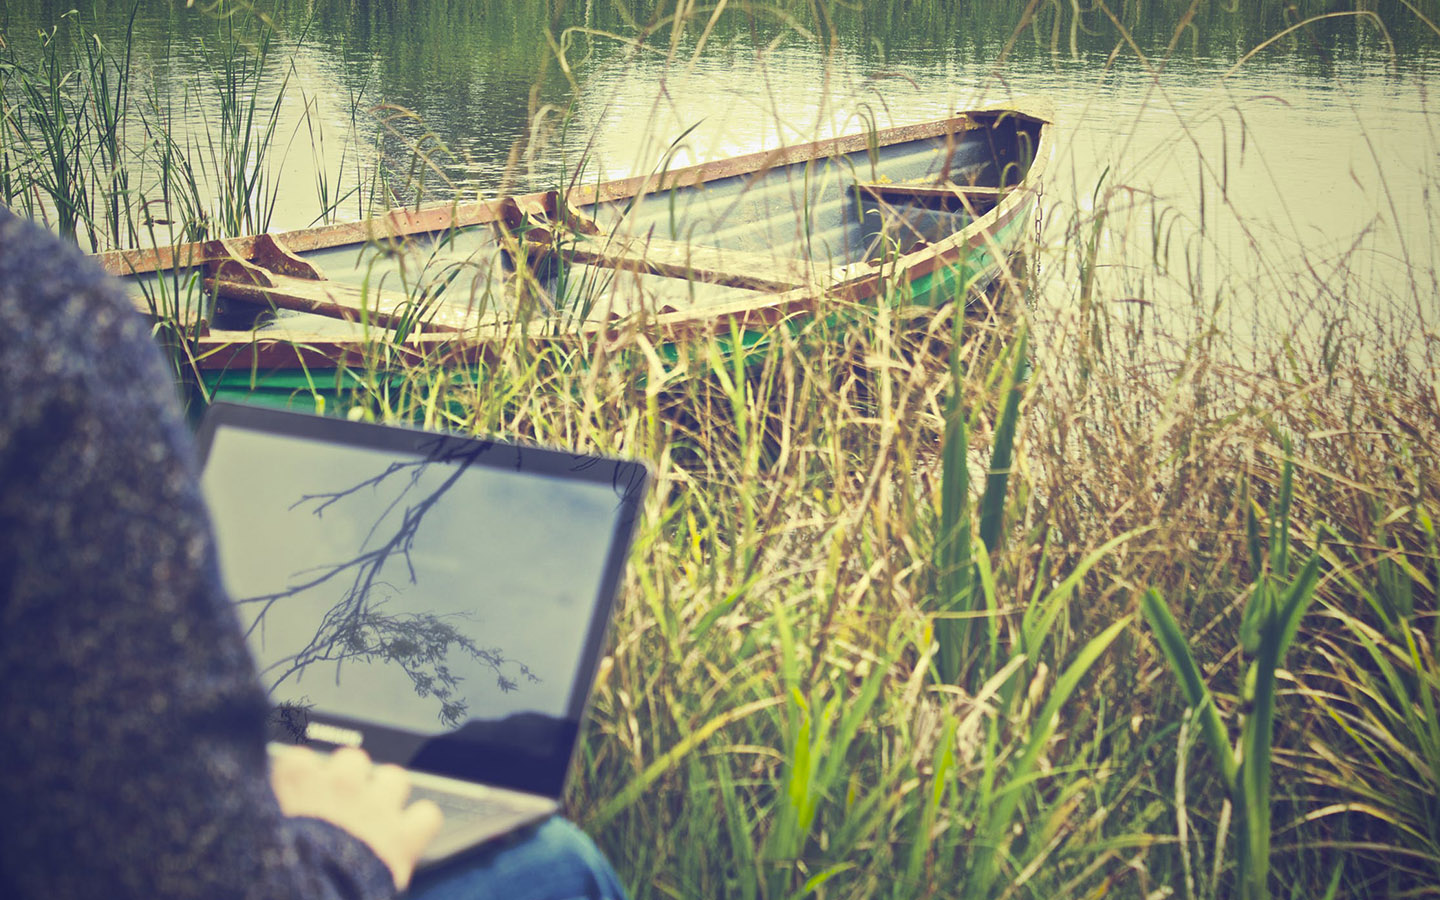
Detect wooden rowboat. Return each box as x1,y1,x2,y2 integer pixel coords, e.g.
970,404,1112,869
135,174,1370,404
101,101,1052,408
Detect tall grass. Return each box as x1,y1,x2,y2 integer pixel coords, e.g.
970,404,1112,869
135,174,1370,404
192,10,290,239
0,2,376,252
314,223,1436,898
1141,453,1324,900
0,9,122,249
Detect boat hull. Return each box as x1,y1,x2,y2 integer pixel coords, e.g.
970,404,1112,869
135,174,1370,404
107,103,1053,410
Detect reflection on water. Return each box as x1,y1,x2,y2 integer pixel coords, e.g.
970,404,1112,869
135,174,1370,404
2,1,1435,342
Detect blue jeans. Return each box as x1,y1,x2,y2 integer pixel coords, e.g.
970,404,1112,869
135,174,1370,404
404,818,629,900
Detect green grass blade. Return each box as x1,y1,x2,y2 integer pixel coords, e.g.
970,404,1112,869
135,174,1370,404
715,761,760,900
1246,479,1263,577
968,615,1130,898
1023,526,1150,661
1140,588,1238,792
973,539,1001,680
1238,547,1319,900
819,647,895,791
1276,550,1323,661
978,325,1028,553
934,330,973,684
903,713,956,890
1271,447,1294,576
590,696,784,830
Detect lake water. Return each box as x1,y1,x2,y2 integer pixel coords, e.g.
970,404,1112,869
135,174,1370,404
4,1,1437,353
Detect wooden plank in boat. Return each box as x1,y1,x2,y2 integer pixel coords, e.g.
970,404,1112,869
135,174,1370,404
204,271,490,333
131,297,209,334
193,319,572,371
565,235,809,292
854,183,1007,211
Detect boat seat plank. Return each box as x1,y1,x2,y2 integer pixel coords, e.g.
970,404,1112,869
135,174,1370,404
564,235,809,293
853,182,1007,211
205,271,492,333
129,294,208,333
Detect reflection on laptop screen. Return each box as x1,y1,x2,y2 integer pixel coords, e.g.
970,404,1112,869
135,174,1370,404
201,426,621,742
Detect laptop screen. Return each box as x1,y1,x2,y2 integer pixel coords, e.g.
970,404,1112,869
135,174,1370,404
197,403,648,796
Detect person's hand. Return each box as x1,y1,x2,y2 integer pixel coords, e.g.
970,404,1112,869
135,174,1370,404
270,745,443,891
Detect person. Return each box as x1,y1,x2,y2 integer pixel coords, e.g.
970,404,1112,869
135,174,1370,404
0,208,629,900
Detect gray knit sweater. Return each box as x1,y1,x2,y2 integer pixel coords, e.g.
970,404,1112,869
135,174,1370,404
0,210,394,899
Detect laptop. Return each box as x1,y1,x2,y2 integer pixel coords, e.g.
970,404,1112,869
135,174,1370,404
195,401,650,867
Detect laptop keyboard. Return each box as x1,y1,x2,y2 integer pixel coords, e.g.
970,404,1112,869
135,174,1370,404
409,784,516,824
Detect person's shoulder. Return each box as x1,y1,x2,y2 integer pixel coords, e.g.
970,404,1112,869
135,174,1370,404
0,208,145,347
0,208,121,298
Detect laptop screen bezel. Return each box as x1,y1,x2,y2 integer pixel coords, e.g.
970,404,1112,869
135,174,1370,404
195,401,649,797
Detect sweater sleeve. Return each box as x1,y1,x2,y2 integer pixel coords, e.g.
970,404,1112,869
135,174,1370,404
0,211,395,900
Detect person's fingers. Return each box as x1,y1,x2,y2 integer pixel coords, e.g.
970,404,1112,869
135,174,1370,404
378,799,444,891
326,747,372,787
400,800,443,864
403,798,443,842
270,744,320,773
328,746,371,768
269,746,321,800
370,764,411,803
267,745,443,891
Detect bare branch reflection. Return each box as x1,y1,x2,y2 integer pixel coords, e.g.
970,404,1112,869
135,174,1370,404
237,436,537,728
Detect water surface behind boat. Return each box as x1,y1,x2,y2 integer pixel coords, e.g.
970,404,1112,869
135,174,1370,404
3,1,1436,352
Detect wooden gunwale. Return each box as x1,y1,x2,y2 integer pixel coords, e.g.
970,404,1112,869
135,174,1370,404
563,234,809,293
200,273,485,333
567,115,990,206
96,198,515,278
